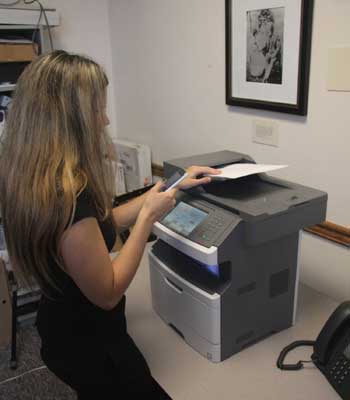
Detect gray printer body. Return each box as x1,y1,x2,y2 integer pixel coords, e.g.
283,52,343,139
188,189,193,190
148,151,327,363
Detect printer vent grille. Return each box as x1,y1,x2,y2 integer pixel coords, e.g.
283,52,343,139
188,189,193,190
269,269,289,298
237,282,256,296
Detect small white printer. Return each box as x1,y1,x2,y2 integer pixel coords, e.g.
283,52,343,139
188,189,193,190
112,139,153,192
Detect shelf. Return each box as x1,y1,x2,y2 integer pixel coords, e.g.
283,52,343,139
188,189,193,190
17,293,41,307
18,311,37,328
17,284,40,297
0,8,60,27
0,83,15,92
0,19,51,86
0,24,38,30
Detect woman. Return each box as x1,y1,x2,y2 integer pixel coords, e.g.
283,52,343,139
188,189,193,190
0,50,219,398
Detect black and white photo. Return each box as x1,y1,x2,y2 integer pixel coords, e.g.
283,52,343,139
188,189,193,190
246,7,284,84
226,0,314,115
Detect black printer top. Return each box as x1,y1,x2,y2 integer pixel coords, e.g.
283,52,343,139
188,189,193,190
165,150,254,170
164,150,327,220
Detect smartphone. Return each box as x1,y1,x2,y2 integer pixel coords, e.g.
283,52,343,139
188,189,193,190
162,171,188,192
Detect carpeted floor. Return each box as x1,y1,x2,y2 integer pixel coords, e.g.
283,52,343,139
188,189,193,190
0,325,76,399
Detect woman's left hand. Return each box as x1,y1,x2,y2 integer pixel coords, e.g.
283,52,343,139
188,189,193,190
177,165,221,190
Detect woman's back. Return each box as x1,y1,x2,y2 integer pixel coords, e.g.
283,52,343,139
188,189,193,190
36,189,126,354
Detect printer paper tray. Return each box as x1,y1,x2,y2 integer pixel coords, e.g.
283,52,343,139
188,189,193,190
149,249,221,345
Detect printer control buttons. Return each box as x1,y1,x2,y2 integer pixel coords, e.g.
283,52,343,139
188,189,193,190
211,217,226,228
209,220,223,229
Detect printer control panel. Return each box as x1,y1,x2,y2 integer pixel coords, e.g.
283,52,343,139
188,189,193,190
193,212,228,246
159,197,238,248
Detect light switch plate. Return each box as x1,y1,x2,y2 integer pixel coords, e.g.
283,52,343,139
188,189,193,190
252,119,279,147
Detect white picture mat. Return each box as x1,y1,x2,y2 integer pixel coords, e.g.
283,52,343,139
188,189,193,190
231,0,302,104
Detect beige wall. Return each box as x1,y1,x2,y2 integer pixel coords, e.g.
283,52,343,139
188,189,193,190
108,0,350,301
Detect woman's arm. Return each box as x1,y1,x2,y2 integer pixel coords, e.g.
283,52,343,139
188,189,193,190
112,165,221,232
60,182,176,310
176,165,221,190
112,191,148,233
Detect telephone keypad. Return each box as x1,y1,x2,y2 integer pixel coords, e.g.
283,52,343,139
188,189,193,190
331,355,350,385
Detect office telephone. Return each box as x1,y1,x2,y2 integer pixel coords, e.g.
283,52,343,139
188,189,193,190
277,301,350,399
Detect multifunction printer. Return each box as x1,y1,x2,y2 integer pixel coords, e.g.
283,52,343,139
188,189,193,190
149,151,327,363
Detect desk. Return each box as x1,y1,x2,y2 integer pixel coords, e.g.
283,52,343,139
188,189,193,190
119,244,339,400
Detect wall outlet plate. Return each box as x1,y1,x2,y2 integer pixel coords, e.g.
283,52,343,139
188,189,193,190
252,119,279,147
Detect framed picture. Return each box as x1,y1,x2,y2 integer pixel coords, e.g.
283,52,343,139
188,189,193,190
226,0,314,115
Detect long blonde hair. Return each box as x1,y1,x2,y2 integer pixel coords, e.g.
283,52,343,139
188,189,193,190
0,50,115,294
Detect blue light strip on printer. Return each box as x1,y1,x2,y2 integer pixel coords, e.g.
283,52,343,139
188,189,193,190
196,260,220,277
204,264,220,277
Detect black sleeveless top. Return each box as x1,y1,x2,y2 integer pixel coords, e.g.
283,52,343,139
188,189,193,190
36,189,127,358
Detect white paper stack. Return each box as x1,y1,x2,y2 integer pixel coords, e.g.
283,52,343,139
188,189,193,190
206,163,288,180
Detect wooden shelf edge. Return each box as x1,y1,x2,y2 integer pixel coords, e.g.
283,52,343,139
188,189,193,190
152,163,164,178
152,164,350,248
305,222,350,248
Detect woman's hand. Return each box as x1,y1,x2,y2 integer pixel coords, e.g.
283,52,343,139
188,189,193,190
177,166,221,190
139,181,177,223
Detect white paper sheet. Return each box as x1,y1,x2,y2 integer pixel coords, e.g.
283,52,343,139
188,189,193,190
207,163,288,180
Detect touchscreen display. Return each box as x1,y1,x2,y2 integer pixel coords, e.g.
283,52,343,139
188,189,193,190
161,202,208,237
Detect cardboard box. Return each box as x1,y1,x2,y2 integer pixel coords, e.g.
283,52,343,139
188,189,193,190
0,43,38,62
0,258,12,350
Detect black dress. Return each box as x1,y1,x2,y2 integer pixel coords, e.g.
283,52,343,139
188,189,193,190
36,189,171,399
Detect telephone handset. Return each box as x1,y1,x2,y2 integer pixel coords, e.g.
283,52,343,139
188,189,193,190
313,302,350,365
277,301,350,400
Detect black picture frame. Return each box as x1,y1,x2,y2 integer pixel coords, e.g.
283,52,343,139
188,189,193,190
226,0,314,116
